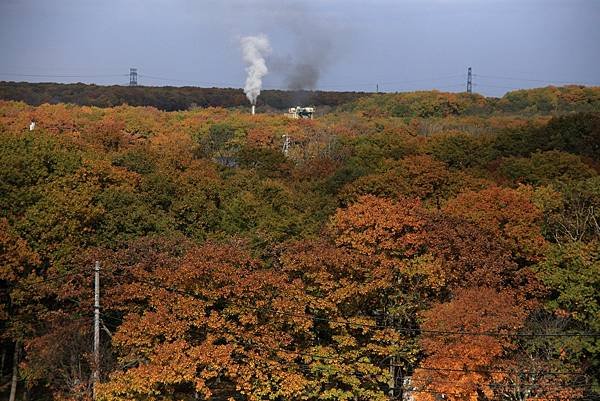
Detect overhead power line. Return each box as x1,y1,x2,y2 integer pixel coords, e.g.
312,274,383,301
310,74,465,89
474,83,523,90
99,309,589,380
1,69,597,92
137,74,237,87
0,70,469,91
0,72,128,78
138,73,467,91
110,272,600,338
474,74,600,86
12,264,92,291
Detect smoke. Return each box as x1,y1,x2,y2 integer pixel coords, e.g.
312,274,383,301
286,64,319,90
274,60,324,91
267,3,337,91
240,34,272,105
236,1,348,95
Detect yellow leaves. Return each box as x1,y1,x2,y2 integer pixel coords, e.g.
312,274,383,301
402,254,447,293
333,334,358,348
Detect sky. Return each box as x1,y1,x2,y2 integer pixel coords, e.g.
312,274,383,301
0,0,599,97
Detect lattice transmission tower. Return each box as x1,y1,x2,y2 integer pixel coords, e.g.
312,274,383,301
129,68,138,86
467,67,473,94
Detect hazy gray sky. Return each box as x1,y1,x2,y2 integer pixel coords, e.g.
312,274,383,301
1,0,599,96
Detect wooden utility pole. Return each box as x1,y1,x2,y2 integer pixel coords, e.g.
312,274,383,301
388,356,395,398
93,261,100,400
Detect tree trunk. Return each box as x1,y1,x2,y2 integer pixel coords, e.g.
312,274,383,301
9,341,19,401
1,346,6,379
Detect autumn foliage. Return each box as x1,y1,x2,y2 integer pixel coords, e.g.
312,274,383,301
0,89,599,401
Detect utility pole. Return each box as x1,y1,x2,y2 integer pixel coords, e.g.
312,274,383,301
376,83,379,93
129,68,138,86
388,356,395,398
467,67,473,94
282,135,290,157
93,261,100,400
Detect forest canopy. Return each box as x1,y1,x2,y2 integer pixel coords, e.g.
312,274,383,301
0,85,599,401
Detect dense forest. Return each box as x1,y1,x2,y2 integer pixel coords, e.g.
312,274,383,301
1,82,599,115
1,85,599,401
0,81,369,112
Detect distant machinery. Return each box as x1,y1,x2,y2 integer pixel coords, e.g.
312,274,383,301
285,106,315,119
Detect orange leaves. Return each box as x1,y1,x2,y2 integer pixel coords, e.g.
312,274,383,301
326,190,548,401
0,218,40,283
3,93,595,400
246,125,278,148
421,288,527,337
99,240,319,400
328,189,541,288
444,186,547,261
329,195,427,257
421,212,518,289
413,288,528,401
338,155,452,206
0,218,42,341
280,239,393,328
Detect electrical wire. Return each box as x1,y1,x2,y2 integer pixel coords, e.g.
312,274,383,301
1,70,466,92
6,257,600,338
119,272,599,338
97,309,591,395
11,264,93,291
474,74,600,86
137,74,238,87
100,306,594,381
474,83,524,91
0,72,128,78
298,74,466,89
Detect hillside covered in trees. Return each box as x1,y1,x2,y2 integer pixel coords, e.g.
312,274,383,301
0,81,368,112
1,81,599,115
1,86,599,401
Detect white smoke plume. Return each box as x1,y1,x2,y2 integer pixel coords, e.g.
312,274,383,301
240,34,271,105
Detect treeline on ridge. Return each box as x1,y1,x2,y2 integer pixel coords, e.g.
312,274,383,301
1,81,599,116
0,81,369,111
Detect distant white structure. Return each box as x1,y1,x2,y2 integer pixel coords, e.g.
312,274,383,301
282,134,291,156
285,106,315,119
29,121,36,131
